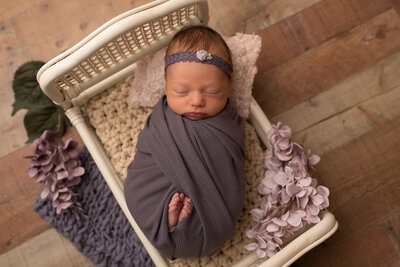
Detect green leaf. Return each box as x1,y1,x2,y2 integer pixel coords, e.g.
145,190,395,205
24,105,68,143
11,61,53,116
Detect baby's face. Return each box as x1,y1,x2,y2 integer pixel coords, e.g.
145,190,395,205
165,61,230,120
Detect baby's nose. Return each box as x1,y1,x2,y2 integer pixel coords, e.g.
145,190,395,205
190,92,205,107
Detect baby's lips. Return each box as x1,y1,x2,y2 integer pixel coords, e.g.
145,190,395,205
184,112,208,119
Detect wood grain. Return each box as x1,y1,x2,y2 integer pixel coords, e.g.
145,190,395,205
243,0,323,34
289,85,400,156
209,0,327,36
0,229,95,267
293,115,400,265
273,51,400,134
0,144,50,254
0,0,44,22
208,0,275,35
392,0,400,15
0,17,29,158
297,220,400,266
1,0,400,266
255,0,393,73
254,8,400,117
387,213,400,257
320,116,400,230
0,127,83,253
0,0,323,158
0,0,153,158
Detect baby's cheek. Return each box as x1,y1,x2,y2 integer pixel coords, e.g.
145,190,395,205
169,97,187,114
210,98,228,115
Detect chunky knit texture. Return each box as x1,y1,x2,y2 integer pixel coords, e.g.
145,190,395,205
33,147,155,267
84,74,267,266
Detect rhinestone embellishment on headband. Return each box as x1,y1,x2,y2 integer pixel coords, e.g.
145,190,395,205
196,50,213,61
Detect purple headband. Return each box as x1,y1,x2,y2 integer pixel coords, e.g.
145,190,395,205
164,50,233,78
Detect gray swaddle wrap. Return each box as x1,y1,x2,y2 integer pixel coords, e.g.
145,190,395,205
124,95,245,259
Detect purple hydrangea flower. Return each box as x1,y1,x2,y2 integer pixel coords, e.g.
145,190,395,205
26,130,84,217
246,122,330,258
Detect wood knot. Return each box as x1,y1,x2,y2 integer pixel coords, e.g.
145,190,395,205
376,25,387,40
80,21,89,31
55,39,64,48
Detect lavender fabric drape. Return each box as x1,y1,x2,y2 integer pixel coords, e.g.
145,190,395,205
124,95,246,259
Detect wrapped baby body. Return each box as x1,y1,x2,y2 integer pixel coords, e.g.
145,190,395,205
124,95,245,259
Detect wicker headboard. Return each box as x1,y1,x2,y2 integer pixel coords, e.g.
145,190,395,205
37,0,208,109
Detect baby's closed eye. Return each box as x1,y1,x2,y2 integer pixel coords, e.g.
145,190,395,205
203,89,223,95
173,88,189,95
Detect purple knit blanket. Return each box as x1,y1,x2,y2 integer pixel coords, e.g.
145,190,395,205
33,147,154,267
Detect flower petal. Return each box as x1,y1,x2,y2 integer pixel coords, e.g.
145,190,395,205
299,195,309,209
266,223,279,232
27,167,39,178
265,155,282,171
36,173,48,183
245,243,258,251
281,189,291,204
276,137,291,151
246,230,258,239
71,167,85,177
257,236,267,249
317,185,330,196
307,204,319,216
38,154,51,166
278,124,291,137
275,149,292,161
308,154,320,166
55,163,64,172
256,248,267,258
59,193,72,201
67,177,81,187
265,248,276,258
307,215,321,224
286,182,300,196
287,212,302,227
51,180,57,192
299,177,312,186
41,163,53,173
273,235,283,245
272,217,287,227
56,170,69,180
40,187,50,199
267,240,278,251
312,194,325,206
58,187,69,193
274,172,289,186
60,201,73,209
296,189,307,198
282,211,289,221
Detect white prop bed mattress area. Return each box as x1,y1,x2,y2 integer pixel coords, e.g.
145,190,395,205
36,0,338,266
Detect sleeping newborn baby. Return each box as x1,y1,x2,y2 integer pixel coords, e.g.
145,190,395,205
124,25,246,259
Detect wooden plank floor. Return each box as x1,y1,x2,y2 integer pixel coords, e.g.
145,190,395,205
1,0,399,266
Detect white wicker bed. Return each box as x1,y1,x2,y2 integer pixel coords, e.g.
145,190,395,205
37,0,338,266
